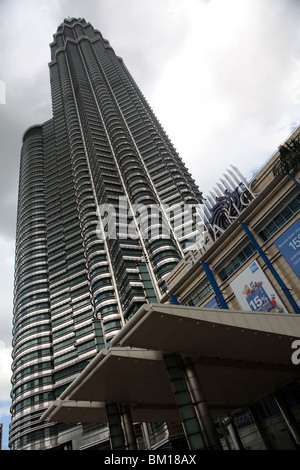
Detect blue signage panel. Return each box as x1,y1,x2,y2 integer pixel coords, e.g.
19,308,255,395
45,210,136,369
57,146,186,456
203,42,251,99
204,297,219,309
274,218,300,279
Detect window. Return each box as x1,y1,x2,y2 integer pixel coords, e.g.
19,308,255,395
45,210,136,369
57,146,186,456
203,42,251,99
187,282,213,307
259,194,300,242
218,242,256,281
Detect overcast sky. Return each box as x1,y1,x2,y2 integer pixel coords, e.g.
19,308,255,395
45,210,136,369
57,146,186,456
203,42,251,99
1,0,300,449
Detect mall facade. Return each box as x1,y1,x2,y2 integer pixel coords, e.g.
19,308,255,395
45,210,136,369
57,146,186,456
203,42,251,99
163,125,300,450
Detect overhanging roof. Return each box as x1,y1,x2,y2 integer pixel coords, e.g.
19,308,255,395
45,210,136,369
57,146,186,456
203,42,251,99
41,304,300,424
111,304,300,363
42,347,181,424
44,400,107,424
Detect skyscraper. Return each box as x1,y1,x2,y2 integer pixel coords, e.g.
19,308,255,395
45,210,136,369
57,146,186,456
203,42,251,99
10,18,203,450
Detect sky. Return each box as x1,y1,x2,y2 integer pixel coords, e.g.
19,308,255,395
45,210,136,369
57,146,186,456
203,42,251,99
1,0,300,450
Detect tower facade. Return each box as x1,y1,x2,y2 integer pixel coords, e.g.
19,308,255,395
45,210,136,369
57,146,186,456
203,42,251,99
10,18,202,450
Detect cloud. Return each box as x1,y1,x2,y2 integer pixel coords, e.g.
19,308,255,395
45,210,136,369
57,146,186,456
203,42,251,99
2,0,300,200
1,0,300,425
0,236,15,348
149,0,300,193
0,341,12,402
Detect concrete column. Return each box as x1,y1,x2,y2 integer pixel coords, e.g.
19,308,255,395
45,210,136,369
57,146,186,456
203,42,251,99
223,417,244,450
141,423,152,450
273,391,300,448
163,353,207,450
120,404,138,450
218,418,232,450
105,403,126,450
184,359,223,450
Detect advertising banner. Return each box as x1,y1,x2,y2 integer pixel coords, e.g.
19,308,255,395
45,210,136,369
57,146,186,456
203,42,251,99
274,218,300,279
230,260,286,313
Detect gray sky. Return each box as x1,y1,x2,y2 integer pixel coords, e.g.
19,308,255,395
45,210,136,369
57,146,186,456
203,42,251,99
1,0,300,448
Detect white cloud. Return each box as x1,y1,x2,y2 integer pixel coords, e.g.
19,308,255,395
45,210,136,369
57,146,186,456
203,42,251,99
0,237,15,345
0,340,12,402
149,0,300,193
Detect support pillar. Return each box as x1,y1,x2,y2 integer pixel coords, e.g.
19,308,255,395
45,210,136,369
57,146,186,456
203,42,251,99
240,221,300,313
184,359,223,450
163,353,207,450
201,262,229,309
273,391,300,449
120,404,138,450
223,417,244,450
288,173,300,189
141,423,151,450
218,418,232,450
105,403,126,450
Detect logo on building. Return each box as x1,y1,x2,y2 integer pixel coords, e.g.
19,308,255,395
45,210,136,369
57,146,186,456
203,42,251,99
291,340,300,365
184,166,260,267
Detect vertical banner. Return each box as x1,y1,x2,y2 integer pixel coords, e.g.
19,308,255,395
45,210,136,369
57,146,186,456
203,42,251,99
230,261,286,313
274,219,300,279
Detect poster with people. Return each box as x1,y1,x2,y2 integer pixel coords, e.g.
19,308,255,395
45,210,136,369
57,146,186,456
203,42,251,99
230,260,286,313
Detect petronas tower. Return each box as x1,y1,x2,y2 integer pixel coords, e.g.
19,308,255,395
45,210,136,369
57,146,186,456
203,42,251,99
10,18,202,450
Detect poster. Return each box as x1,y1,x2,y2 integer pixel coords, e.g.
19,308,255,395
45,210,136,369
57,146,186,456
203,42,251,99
230,260,286,313
274,218,300,279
